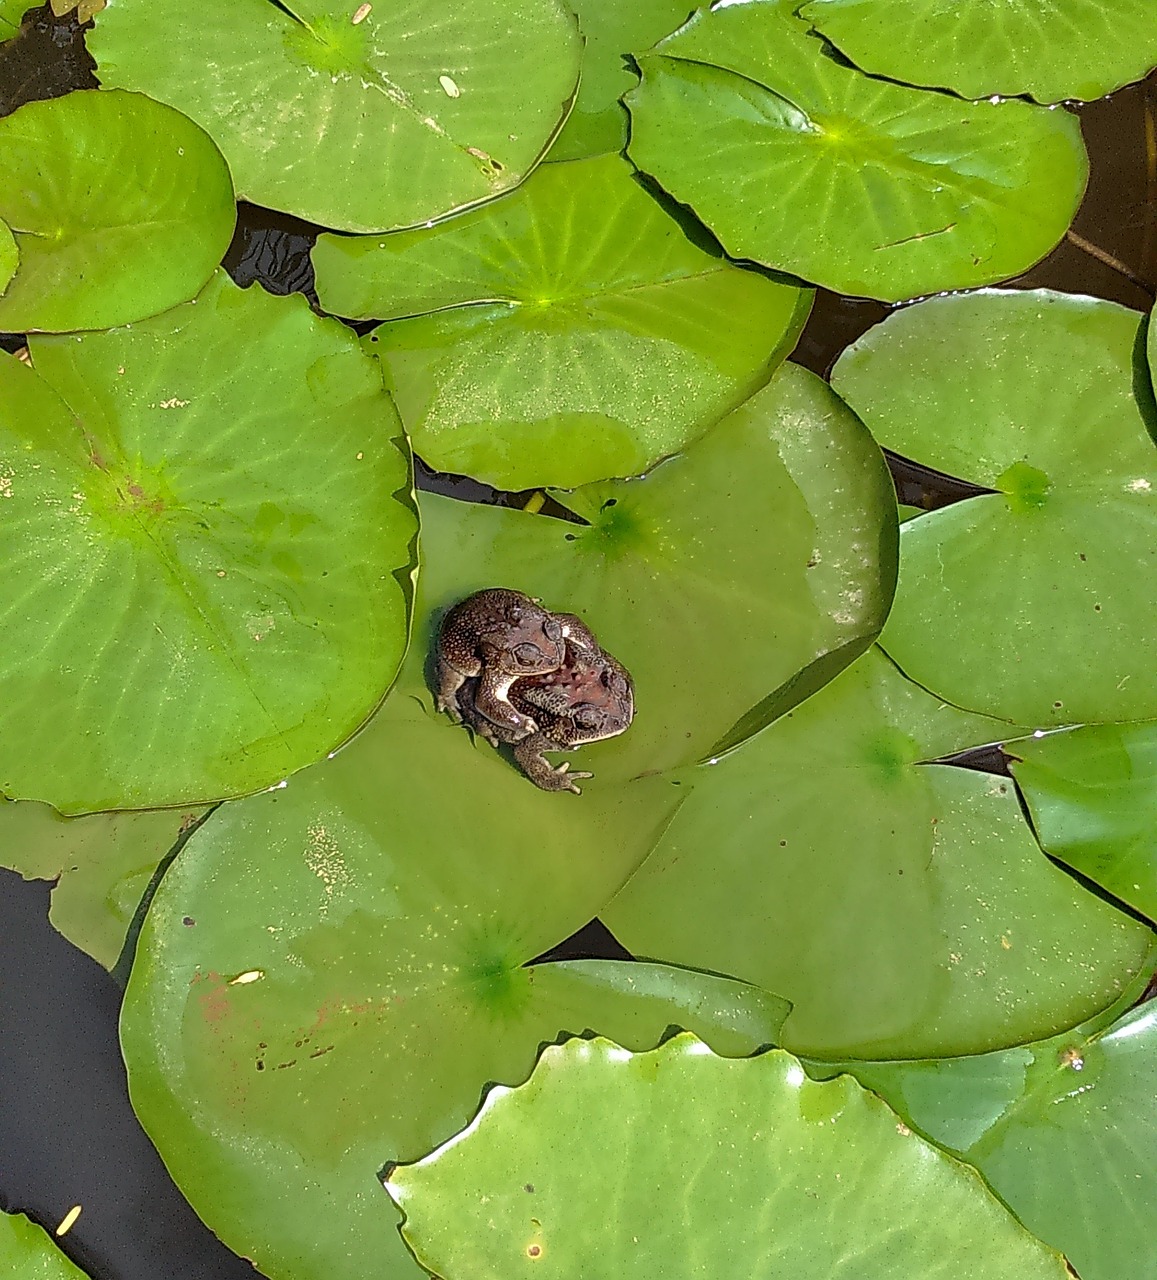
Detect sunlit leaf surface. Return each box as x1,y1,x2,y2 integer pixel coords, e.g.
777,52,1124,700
315,154,812,488
800,0,1157,104
811,997,1157,1280
626,0,1086,302
1010,722,1157,923
834,290,1157,726
0,90,235,332
387,1034,1069,1280
0,272,416,812
604,649,1153,1058
0,1210,91,1279
89,0,582,231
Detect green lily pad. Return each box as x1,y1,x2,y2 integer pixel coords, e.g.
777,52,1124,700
811,996,1157,1280
832,289,1157,727
0,1211,90,1279
0,272,416,814
603,648,1153,1058
626,0,1087,302
408,362,896,779
548,0,701,160
0,0,28,40
0,217,16,293
119,700,784,1280
1009,722,1157,923
89,0,581,232
314,153,812,489
386,1033,1069,1280
0,90,235,332
799,0,1157,105
0,798,207,969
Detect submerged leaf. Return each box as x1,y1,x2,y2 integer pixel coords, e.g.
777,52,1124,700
89,0,582,231
387,1034,1069,1280
0,272,416,812
315,154,812,488
626,0,1086,302
0,90,235,332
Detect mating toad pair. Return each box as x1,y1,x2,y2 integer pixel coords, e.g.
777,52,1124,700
435,588,634,794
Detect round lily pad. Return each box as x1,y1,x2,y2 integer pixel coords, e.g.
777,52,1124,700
1,1210,90,1280
603,648,1153,1059
1010,722,1157,923
799,0,1157,105
119,703,782,1280
832,289,1157,727
314,153,812,489
0,90,235,332
0,798,205,969
548,0,699,160
626,0,1087,302
89,0,582,232
0,272,416,813
0,0,28,40
386,1034,1069,1280
818,995,1157,1280
406,362,897,780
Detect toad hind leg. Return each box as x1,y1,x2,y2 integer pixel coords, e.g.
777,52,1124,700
435,658,476,722
514,736,593,794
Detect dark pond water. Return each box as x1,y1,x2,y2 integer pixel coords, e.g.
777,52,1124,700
0,7,1154,1278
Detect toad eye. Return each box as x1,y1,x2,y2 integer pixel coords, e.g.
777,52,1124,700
542,616,563,641
512,642,546,667
573,705,604,731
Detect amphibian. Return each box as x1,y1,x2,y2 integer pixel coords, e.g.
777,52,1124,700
435,587,566,735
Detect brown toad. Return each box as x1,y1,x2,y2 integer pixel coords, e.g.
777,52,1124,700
435,587,566,736
457,619,634,794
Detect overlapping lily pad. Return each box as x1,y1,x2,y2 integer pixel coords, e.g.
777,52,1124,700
603,648,1153,1059
799,0,1157,105
119,712,784,1280
1010,722,1157,923
813,997,1157,1280
0,798,207,969
0,1210,90,1279
0,217,16,293
314,153,812,488
407,362,896,778
833,289,1157,727
0,0,28,40
625,0,1087,302
0,90,235,332
387,1034,1069,1280
0,272,416,813
548,0,699,159
89,0,582,232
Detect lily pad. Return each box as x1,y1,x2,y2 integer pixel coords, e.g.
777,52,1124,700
832,289,1157,727
89,0,582,232
0,798,207,969
0,1210,90,1279
0,0,28,40
0,90,235,332
119,700,784,1280
0,217,15,293
314,153,812,489
603,648,1153,1058
0,272,416,813
626,0,1087,302
407,362,896,779
799,0,1157,105
548,0,701,160
812,996,1157,1280
1009,722,1157,923
386,1034,1069,1280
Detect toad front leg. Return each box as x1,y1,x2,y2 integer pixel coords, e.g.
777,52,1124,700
513,734,592,795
